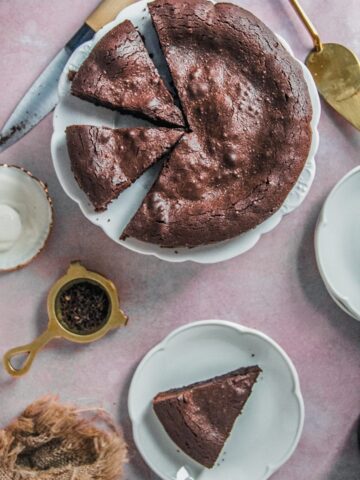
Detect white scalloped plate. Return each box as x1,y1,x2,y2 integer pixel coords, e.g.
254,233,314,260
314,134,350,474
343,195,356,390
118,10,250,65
315,166,360,321
128,320,304,480
51,0,320,264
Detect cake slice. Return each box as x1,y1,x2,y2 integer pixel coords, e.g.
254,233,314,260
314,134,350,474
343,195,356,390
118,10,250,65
153,365,262,468
71,20,184,127
121,133,210,246
66,125,183,211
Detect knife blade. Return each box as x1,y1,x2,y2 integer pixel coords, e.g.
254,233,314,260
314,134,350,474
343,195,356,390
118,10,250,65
0,0,135,154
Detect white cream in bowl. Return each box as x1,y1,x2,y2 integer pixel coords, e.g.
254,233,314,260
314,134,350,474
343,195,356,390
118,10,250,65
0,165,53,271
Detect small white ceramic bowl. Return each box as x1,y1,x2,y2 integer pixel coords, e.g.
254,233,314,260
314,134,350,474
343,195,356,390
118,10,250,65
0,165,53,271
315,166,360,321
51,0,320,264
128,320,304,480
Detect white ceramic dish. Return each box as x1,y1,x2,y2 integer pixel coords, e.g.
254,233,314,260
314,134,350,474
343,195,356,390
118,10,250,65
323,279,359,321
315,166,360,321
51,0,320,264
0,165,53,271
128,320,304,480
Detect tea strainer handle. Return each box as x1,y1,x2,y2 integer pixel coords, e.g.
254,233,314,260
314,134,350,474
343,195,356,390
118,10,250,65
3,329,54,377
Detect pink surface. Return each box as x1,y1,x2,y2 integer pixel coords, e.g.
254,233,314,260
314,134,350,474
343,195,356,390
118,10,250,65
0,0,359,478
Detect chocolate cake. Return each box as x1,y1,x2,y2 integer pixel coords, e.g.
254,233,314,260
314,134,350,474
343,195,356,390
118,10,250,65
122,0,312,247
153,366,262,468
66,125,183,211
71,20,184,127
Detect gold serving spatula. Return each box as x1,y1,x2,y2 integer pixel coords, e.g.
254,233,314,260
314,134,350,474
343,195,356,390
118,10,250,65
290,0,360,130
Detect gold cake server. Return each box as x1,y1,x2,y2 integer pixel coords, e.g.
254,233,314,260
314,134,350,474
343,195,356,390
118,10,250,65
289,0,360,130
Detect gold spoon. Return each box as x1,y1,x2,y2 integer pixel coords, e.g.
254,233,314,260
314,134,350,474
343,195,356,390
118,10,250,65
290,0,360,130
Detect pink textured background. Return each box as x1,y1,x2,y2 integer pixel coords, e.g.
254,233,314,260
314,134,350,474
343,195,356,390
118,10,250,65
0,0,359,478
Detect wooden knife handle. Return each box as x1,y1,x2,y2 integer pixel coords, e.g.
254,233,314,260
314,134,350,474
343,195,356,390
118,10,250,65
86,0,136,32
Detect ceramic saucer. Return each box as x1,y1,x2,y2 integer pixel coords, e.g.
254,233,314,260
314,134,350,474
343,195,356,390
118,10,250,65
0,165,53,271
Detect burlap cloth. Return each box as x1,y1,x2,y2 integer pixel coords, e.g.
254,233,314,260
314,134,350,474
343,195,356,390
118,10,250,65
0,397,127,480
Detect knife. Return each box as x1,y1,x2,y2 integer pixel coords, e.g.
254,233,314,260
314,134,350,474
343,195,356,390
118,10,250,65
0,0,135,154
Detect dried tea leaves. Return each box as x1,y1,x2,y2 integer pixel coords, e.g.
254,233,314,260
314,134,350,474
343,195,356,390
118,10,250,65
59,281,110,334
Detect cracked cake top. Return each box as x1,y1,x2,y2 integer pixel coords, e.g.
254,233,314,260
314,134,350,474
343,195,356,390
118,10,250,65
123,0,312,247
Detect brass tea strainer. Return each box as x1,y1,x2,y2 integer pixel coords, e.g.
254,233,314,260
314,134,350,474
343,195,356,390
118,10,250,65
3,261,128,377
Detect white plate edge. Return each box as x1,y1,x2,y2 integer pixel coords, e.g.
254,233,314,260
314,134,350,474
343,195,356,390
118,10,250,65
314,165,360,321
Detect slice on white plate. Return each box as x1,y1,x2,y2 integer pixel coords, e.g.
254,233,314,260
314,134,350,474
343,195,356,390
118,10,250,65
128,320,304,480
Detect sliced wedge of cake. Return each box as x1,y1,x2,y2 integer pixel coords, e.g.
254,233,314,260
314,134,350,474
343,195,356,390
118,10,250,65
66,125,183,211
71,20,184,127
153,366,262,468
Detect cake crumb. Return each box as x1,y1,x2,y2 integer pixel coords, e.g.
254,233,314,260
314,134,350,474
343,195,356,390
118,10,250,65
67,69,77,81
